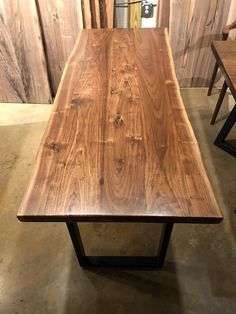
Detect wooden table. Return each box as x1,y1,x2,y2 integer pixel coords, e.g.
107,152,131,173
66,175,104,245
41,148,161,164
211,41,236,157
17,29,223,268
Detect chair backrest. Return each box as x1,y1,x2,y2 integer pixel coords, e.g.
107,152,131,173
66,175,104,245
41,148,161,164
222,20,236,40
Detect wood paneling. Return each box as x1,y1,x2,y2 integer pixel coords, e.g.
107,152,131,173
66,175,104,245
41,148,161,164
106,0,115,28
99,0,115,28
36,0,83,95
0,10,27,103
0,0,117,103
0,0,51,103
18,29,222,224
158,0,170,29
169,0,231,87
0,0,234,103
90,0,101,28
80,1,115,28
128,1,141,28
82,0,115,29
81,0,92,28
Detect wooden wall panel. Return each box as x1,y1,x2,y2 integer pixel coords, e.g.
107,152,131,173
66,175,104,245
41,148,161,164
1,0,233,103
128,2,141,28
169,0,231,87
90,0,101,28
37,0,83,94
82,1,115,28
99,0,115,28
81,0,92,28
0,9,27,103
158,0,170,29
105,0,115,28
0,0,51,103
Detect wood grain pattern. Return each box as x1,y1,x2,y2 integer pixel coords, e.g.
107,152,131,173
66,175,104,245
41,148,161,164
0,0,51,103
0,11,27,103
36,0,83,94
81,0,92,28
90,0,101,28
169,0,231,87
157,0,170,29
105,0,115,28
17,29,222,224
99,0,115,28
212,41,236,99
128,1,141,28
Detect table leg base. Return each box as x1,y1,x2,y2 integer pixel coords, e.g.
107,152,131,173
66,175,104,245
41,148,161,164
66,222,173,268
214,104,236,157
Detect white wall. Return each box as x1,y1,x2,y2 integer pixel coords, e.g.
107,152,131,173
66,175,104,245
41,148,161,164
115,0,158,28
141,0,158,28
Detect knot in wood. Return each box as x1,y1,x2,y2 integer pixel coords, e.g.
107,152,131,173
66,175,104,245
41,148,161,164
114,114,124,127
110,88,115,95
117,158,125,166
130,135,142,143
129,97,134,104
49,142,60,152
99,178,104,186
123,80,130,88
71,98,80,107
110,88,122,96
53,12,59,19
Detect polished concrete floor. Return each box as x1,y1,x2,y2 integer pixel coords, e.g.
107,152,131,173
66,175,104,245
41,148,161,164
0,89,235,314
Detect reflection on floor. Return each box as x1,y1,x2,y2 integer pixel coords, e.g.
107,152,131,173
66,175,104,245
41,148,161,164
0,89,235,314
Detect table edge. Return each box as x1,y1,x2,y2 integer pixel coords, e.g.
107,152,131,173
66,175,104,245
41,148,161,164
211,41,236,99
17,214,223,224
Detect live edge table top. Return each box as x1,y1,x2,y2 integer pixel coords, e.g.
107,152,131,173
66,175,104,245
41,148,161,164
17,28,223,224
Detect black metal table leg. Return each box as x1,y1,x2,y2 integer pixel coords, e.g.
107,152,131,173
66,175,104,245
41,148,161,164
158,223,173,267
214,104,236,157
66,222,174,268
210,80,228,125
66,222,87,266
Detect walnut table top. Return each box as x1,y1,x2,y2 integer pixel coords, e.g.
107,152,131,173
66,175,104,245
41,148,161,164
17,29,223,224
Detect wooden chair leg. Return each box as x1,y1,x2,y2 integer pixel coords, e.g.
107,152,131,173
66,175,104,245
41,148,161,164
210,80,228,125
208,63,219,96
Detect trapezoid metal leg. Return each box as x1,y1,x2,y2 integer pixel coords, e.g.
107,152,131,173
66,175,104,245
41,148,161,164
214,104,236,157
210,80,228,125
66,222,174,268
158,223,174,267
66,222,87,267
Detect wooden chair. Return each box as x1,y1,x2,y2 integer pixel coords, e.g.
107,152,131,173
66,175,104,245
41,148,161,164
208,20,236,125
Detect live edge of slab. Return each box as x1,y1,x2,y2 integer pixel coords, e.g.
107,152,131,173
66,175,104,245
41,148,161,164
17,28,223,225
